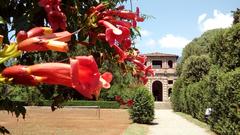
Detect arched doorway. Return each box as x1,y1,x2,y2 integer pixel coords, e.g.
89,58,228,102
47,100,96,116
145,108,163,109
152,81,163,101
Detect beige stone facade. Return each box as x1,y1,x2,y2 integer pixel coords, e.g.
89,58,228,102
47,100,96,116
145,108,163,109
145,52,178,102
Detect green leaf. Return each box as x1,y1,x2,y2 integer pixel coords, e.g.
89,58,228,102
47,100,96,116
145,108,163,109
0,16,5,24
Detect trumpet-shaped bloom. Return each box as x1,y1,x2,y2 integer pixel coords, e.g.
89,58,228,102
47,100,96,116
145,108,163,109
112,44,127,62
70,56,112,98
27,27,53,38
18,31,71,52
2,65,40,85
28,63,72,87
98,20,130,47
2,56,112,99
38,0,67,31
121,39,131,51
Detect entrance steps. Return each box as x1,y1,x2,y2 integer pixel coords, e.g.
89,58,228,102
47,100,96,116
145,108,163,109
154,102,172,109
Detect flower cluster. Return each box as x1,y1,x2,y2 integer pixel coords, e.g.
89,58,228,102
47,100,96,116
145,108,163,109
81,3,144,63
115,96,134,107
126,50,154,84
80,3,153,84
2,56,112,99
38,0,67,31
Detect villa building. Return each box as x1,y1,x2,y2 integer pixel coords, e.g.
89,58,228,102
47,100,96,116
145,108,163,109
145,52,178,102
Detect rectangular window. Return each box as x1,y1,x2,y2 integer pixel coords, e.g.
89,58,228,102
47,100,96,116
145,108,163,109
152,60,162,69
168,80,173,84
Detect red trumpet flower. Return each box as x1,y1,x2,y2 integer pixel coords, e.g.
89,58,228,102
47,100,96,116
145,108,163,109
27,27,53,38
28,63,72,87
18,31,71,52
121,39,131,51
48,11,67,31
70,56,112,98
112,44,127,63
145,65,154,76
98,20,130,47
2,56,112,99
136,55,147,63
38,0,67,31
2,65,40,85
140,76,148,85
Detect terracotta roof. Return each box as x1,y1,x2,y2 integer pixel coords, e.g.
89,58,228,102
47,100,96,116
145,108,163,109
144,52,178,57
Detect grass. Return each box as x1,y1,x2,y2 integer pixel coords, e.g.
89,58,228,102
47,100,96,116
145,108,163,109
122,123,148,135
175,112,216,135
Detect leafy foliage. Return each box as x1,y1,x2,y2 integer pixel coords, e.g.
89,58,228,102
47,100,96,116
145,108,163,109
209,68,240,134
129,86,154,124
210,24,240,71
178,29,222,75
232,8,240,24
0,125,10,134
181,55,211,84
171,77,184,112
172,14,240,134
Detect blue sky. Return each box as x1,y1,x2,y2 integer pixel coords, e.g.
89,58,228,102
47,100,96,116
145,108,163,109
124,0,239,56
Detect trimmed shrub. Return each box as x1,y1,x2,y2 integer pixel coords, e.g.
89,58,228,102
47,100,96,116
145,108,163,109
181,55,211,84
128,86,154,124
171,77,183,112
209,68,240,135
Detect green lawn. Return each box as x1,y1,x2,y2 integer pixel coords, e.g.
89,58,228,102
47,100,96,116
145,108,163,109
122,123,148,135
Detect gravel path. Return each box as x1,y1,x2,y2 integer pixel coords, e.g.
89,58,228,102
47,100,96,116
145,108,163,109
148,110,211,135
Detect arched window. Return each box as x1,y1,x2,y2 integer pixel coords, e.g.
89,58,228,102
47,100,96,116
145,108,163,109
168,60,173,68
168,88,172,97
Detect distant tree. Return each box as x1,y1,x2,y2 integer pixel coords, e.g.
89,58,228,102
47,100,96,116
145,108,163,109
177,29,223,76
210,23,240,71
181,55,211,84
232,8,240,24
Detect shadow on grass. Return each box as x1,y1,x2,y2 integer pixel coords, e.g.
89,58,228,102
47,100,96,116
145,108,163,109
148,122,158,125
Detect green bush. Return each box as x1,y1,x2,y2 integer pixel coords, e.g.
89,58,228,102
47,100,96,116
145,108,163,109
209,68,240,135
3,85,45,106
128,86,154,124
209,23,240,71
171,77,184,112
99,83,138,102
172,66,240,135
181,55,211,84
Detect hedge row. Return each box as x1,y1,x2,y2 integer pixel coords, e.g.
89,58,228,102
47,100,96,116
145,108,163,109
16,100,120,109
171,67,240,135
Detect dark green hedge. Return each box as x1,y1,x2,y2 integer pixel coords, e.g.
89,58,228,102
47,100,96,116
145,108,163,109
172,23,240,135
171,66,240,135
209,68,240,134
39,100,120,109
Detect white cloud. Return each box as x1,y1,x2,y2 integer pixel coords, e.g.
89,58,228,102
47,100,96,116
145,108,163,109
158,34,191,49
198,13,207,24
140,29,151,37
198,9,233,32
146,38,157,46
